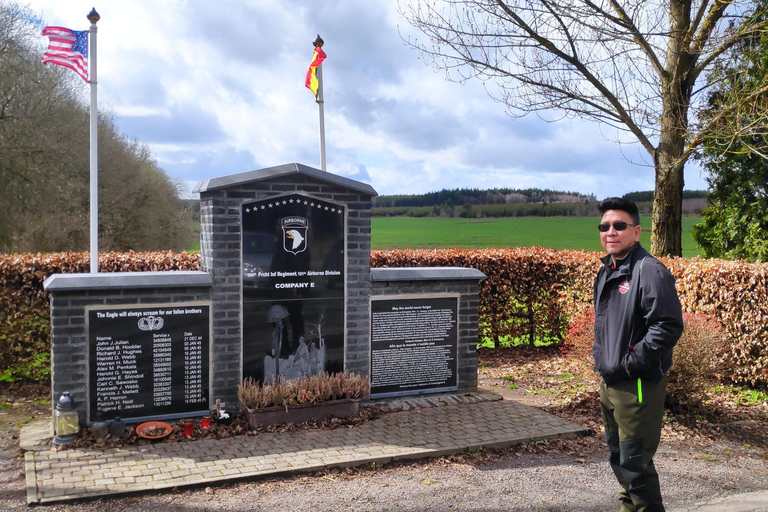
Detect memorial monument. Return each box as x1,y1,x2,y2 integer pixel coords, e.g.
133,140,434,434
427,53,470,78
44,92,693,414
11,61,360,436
44,162,485,430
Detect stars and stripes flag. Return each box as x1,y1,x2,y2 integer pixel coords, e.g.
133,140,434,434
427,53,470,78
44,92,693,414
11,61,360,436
41,26,89,82
305,46,326,97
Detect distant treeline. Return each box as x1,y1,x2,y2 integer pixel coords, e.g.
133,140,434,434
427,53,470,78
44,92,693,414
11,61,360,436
624,191,709,202
372,189,708,218
373,188,596,208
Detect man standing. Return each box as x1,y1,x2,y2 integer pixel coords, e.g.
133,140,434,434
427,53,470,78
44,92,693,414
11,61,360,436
593,197,684,512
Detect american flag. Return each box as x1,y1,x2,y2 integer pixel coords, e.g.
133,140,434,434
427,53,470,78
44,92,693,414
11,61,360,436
41,26,89,82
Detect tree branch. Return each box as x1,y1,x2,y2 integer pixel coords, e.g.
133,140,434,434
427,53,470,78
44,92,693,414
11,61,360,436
693,18,768,79
690,0,733,58
493,0,656,153
605,0,667,78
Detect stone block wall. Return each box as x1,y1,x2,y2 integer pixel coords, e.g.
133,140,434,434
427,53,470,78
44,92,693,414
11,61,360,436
43,272,212,425
370,268,485,393
44,164,488,430
196,166,375,405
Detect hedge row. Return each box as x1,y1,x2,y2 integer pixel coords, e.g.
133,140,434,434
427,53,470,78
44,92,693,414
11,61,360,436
1,249,767,387
0,251,201,381
664,257,768,388
372,248,768,388
371,247,599,347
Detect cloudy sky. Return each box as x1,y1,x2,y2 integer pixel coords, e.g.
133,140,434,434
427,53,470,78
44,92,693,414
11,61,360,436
32,0,709,199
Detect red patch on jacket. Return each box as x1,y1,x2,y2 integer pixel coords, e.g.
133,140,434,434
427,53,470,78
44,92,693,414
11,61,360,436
619,280,631,294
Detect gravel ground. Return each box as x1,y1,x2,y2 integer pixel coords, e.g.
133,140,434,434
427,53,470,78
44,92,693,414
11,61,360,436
2,389,767,511
1,436,767,511
1,354,766,512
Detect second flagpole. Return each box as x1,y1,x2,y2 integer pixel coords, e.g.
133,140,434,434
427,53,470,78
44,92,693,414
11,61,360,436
313,35,326,172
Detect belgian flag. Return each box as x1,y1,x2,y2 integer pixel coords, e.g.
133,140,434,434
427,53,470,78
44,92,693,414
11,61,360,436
305,46,326,98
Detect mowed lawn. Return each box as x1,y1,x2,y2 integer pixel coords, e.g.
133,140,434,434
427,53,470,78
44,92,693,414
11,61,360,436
371,216,703,258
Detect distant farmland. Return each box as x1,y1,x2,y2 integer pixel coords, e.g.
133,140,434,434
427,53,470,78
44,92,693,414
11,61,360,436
371,216,703,258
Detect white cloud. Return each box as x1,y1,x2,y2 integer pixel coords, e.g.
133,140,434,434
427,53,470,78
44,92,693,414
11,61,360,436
32,0,709,199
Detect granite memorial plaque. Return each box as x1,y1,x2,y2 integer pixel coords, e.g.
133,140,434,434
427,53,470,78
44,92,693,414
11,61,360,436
87,304,210,422
242,193,345,383
370,296,459,397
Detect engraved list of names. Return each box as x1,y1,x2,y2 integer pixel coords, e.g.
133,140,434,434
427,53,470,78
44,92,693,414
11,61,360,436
370,296,458,397
88,304,210,422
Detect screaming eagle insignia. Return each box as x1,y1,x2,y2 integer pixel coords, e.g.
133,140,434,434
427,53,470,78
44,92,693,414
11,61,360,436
282,217,308,254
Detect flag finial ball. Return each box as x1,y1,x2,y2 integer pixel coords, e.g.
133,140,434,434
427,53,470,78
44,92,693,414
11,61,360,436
313,34,324,48
87,8,100,24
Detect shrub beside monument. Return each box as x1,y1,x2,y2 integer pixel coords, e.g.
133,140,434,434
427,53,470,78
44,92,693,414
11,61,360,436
1,248,767,388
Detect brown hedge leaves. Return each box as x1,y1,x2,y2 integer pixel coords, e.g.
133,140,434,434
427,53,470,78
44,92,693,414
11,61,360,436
372,247,601,347
0,251,200,381
664,257,768,387
373,249,768,388
1,249,767,388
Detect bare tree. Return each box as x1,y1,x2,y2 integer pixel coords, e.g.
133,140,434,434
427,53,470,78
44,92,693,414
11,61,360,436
400,0,768,256
0,0,193,253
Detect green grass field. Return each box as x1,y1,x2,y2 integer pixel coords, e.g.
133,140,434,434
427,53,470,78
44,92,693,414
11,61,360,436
371,216,703,258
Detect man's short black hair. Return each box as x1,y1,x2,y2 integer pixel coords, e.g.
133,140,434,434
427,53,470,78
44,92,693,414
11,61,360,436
598,197,641,226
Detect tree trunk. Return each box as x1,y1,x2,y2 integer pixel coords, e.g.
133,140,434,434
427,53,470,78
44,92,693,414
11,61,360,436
653,79,688,257
652,88,688,257
652,148,685,257
653,94,687,257
652,0,691,258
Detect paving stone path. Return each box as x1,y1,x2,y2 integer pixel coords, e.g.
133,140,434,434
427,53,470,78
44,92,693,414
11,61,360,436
23,393,589,504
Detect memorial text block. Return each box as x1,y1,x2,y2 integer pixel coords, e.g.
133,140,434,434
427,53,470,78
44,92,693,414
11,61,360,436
88,304,211,422
371,296,458,397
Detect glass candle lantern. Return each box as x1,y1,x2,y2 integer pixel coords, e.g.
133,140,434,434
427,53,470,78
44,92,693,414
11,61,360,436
53,392,79,445
91,413,109,441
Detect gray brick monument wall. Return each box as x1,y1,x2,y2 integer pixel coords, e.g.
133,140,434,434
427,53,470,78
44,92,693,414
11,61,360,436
44,163,485,430
43,272,212,425
370,267,485,393
194,164,376,406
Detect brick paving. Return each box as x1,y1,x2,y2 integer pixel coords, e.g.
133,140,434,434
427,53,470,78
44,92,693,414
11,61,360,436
23,394,589,505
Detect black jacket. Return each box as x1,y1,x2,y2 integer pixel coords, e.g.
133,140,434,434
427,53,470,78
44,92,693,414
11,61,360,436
593,243,684,384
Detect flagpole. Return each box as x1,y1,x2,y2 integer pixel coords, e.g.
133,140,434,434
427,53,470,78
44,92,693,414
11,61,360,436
313,35,326,172
87,9,100,273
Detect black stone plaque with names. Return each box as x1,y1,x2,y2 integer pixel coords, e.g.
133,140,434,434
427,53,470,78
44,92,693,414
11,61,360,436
242,193,345,384
370,296,459,398
87,304,210,422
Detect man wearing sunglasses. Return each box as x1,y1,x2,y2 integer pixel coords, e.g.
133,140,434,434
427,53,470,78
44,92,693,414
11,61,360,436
593,197,683,512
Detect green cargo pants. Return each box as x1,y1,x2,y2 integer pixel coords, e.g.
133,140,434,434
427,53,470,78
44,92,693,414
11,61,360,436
600,375,667,512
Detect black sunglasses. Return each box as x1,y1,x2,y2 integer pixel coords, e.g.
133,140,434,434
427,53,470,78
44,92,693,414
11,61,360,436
598,221,636,232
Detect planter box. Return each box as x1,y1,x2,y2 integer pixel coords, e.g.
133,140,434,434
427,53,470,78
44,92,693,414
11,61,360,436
243,399,361,428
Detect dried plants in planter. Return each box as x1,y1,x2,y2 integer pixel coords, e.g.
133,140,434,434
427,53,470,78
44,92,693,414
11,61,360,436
238,371,370,411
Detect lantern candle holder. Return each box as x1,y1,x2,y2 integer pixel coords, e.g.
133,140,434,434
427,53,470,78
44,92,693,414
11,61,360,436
91,413,109,442
53,392,79,445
